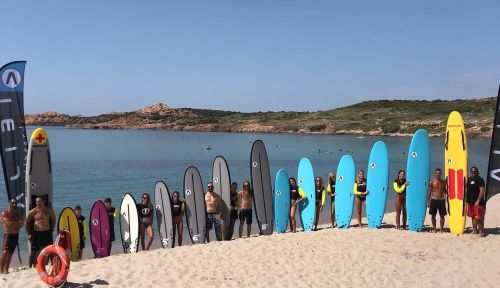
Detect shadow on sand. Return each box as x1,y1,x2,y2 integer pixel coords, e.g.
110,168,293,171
64,279,109,288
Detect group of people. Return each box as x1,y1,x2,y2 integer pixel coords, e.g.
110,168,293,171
0,167,488,273
299,166,486,236
129,179,256,250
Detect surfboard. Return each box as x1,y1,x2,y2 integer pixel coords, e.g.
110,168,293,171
119,193,139,253
25,128,53,255
57,207,81,261
250,140,274,235
89,200,111,258
298,158,315,232
274,169,290,233
154,181,175,248
445,111,468,235
406,129,430,232
335,155,356,229
184,166,206,244
212,156,231,240
366,141,389,229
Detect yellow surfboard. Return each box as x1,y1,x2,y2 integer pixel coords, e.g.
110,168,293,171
445,111,468,235
57,207,81,261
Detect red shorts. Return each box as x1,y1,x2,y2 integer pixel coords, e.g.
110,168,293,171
173,216,182,225
467,203,485,220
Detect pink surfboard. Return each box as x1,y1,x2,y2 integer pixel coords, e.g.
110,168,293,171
90,200,111,258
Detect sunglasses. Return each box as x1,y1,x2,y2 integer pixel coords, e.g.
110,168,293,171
10,202,17,205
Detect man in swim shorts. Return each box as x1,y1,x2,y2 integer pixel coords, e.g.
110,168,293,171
466,167,486,237
205,182,225,242
427,168,447,233
25,196,56,267
238,180,253,238
1,197,23,273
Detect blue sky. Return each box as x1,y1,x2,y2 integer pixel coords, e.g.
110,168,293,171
2,1,499,115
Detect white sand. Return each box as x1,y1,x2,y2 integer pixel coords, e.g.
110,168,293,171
2,196,499,288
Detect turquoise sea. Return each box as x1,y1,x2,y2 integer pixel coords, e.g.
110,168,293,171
0,127,490,263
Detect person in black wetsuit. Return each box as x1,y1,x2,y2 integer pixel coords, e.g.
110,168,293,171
289,177,300,233
228,182,240,240
137,193,154,250
314,177,326,231
354,170,368,228
74,205,87,260
104,198,117,252
327,172,336,228
171,191,185,246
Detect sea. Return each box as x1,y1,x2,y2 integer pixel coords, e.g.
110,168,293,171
0,127,490,265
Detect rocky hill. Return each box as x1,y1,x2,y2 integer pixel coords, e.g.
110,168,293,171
25,98,497,137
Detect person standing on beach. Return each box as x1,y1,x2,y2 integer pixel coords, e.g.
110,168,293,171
25,196,56,267
289,177,301,232
427,168,447,233
205,182,225,242
353,170,368,228
74,205,87,260
466,167,486,237
0,198,23,274
137,193,154,250
104,198,117,251
228,182,240,240
327,172,336,228
393,170,409,230
171,191,185,246
314,176,326,231
238,180,253,238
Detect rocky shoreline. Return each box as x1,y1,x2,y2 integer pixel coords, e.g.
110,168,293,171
25,99,495,138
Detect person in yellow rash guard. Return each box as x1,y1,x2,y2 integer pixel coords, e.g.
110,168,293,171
171,191,186,246
314,177,326,231
393,170,409,230
289,177,301,233
353,170,368,228
74,205,87,260
327,172,336,228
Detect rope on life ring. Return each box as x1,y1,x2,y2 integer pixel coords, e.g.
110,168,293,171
36,244,70,287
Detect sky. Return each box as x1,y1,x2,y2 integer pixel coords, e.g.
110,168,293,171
1,1,500,115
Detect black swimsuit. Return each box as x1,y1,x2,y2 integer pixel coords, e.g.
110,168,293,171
356,182,367,201
329,180,336,202
290,187,299,201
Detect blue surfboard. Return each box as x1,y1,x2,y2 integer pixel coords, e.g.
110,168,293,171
366,141,389,229
406,129,430,232
335,155,355,229
298,158,315,232
274,169,290,233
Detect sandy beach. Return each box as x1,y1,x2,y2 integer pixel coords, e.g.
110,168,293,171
2,195,499,288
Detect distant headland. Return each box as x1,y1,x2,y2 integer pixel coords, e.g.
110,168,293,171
25,98,496,137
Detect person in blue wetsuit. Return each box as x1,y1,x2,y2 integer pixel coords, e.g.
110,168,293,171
314,177,326,231
353,170,368,228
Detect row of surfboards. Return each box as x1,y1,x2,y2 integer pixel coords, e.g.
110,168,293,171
24,110,469,260
277,111,468,235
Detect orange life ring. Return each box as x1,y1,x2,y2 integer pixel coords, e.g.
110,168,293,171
36,244,70,287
